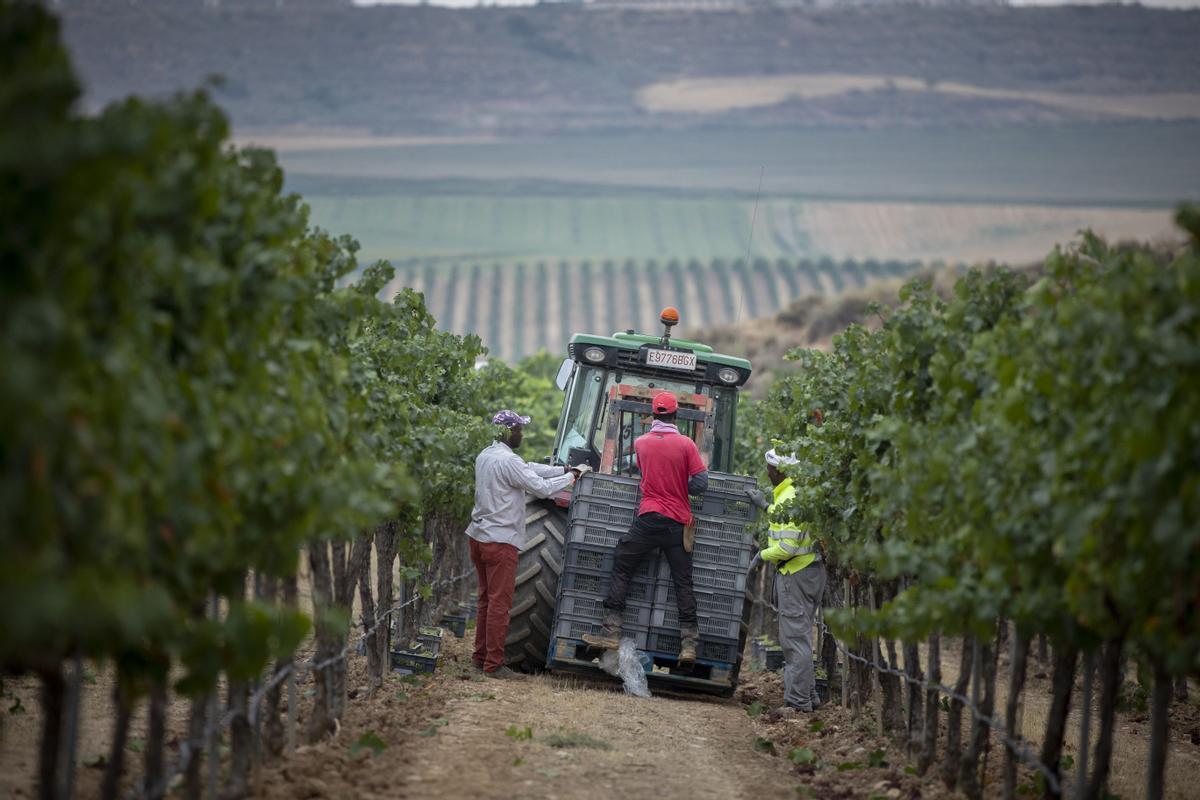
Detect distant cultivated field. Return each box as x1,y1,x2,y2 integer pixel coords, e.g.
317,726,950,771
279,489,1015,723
381,257,920,362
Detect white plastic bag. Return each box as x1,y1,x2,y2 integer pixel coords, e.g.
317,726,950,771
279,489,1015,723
599,638,652,698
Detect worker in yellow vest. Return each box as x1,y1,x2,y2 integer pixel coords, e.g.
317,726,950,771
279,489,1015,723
747,448,826,713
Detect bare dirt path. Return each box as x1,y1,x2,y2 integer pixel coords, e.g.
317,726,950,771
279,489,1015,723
398,643,801,800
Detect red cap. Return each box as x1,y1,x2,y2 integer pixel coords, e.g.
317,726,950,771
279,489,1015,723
652,392,678,415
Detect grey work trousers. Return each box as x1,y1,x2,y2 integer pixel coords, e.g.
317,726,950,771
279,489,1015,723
776,560,827,711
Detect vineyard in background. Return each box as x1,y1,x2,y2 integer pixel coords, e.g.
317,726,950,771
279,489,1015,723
382,256,921,362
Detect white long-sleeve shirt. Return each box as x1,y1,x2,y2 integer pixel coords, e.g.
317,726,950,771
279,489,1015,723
465,441,576,547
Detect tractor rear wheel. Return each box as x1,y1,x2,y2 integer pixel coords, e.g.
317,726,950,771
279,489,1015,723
504,497,568,672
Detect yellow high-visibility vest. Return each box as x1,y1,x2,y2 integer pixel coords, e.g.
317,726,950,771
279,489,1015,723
758,478,819,575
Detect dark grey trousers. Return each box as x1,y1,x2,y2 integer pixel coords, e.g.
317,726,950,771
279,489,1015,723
776,560,827,710
603,512,697,627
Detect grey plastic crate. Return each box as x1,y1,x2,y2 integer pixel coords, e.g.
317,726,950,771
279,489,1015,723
705,473,759,496
650,607,741,639
559,592,652,628
693,515,755,547
561,569,654,605
554,614,649,650
690,492,756,521
565,543,657,581
570,498,637,528
685,564,747,593
691,540,751,570
579,473,641,504
652,583,744,619
646,629,740,664
567,520,626,549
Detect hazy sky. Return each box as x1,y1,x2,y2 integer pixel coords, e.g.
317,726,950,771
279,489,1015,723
355,0,1200,7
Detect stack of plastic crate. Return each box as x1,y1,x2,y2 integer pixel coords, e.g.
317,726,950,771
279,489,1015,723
555,471,759,670
556,473,656,650
646,472,759,665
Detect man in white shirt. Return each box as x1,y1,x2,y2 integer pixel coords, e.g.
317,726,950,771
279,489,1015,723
466,410,583,679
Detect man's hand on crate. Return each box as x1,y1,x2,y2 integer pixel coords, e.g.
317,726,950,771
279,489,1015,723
745,488,770,511
569,463,593,478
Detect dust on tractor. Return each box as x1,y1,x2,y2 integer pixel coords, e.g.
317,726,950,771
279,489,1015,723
505,308,759,697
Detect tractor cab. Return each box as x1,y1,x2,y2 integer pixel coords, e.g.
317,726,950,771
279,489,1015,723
548,308,751,481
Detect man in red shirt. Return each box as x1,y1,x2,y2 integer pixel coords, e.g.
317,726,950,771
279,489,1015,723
583,391,709,665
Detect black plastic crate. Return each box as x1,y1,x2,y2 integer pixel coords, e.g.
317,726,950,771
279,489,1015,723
565,543,657,582
646,629,740,664
559,592,652,628
578,473,641,504
654,582,743,618
566,520,626,549
561,568,655,605
693,515,755,547
390,648,438,675
554,614,649,650
570,497,637,528
440,614,466,638
691,540,751,570
765,646,784,671
650,606,741,639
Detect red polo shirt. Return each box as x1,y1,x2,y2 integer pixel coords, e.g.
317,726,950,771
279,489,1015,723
634,425,706,525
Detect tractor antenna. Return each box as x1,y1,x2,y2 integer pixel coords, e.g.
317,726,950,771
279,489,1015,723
736,166,764,326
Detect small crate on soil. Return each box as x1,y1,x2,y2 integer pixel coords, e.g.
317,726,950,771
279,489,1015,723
390,648,439,675
417,626,445,652
764,646,784,671
440,614,467,638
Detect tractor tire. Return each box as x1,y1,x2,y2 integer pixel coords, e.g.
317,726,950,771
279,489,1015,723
504,497,568,672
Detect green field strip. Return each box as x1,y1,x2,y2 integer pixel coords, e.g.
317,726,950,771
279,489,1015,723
534,261,550,360
438,263,458,334
772,258,803,305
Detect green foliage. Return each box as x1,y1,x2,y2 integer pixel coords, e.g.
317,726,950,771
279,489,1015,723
788,746,818,765
506,724,533,741
746,701,767,718
350,731,388,757
0,2,492,702
755,736,777,754
750,213,1200,679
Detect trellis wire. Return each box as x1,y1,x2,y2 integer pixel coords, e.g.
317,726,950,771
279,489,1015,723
746,583,1063,796
130,568,476,800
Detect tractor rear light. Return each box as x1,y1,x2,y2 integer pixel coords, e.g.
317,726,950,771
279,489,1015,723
583,346,607,363
717,367,739,384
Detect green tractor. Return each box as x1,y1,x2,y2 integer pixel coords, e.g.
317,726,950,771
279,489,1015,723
505,309,758,696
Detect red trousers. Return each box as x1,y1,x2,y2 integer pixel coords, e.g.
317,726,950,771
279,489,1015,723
469,538,519,672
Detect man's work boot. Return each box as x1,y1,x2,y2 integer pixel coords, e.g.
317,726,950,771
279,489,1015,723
581,612,623,650
677,625,699,667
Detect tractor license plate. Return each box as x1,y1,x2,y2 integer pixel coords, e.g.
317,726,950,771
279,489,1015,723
644,348,697,372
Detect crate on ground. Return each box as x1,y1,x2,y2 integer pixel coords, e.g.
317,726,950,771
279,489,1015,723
764,646,784,671
560,568,655,605
566,520,627,550
653,582,744,619
559,592,651,627
691,539,751,570
417,626,445,652
564,542,658,582
577,472,641,505
390,647,438,675
692,515,755,547
646,629,740,664
553,614,649,650
440,614,467,638
569,497,637,529
650,606,741,639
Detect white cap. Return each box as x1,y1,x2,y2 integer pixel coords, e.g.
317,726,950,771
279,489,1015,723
764,448,799,468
